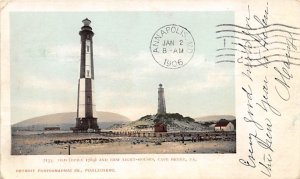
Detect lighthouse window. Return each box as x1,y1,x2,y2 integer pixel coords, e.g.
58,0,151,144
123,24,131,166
87,45,89,52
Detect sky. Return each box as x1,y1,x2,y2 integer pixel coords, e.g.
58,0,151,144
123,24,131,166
10,12,235,124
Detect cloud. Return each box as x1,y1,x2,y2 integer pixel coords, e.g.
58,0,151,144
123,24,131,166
16,74,74,93
12,99,75,124
13,48,234,123
169,67,233,93
96,52,209,81
96,50,233,99
18,100,74,113
100,105,154,121
101,51,232,93
92,51,234,120
45,44,120,62
94,46,121,59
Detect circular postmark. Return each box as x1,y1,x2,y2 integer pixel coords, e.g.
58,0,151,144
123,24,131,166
150,24,195,69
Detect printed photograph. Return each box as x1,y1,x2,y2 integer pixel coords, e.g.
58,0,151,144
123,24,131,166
10,12,236,155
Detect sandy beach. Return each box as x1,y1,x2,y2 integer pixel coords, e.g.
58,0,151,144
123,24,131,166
12,132,236,155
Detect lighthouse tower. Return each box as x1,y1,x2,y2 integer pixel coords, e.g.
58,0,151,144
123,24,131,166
74,18,99,132
157,84,166,115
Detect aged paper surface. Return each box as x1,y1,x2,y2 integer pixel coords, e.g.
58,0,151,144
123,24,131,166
1,0,300,178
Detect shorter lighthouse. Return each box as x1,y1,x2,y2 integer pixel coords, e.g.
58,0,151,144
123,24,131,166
157,84,166,115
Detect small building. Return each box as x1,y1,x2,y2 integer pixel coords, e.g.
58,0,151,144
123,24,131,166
154,122,167,132
214,119,234,131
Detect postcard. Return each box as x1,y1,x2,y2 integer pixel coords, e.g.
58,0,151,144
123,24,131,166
1,0,300,178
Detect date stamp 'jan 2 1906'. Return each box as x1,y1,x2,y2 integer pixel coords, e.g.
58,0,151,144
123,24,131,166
150,24,195,69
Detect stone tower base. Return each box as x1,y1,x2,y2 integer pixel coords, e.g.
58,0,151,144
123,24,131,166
74,117,99,132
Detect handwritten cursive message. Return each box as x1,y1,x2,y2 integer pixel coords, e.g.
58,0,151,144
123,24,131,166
216,2,299,177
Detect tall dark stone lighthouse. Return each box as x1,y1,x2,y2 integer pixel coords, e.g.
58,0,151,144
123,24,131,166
74,18,99,132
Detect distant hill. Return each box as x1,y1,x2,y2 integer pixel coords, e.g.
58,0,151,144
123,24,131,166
12,111,130,131
109,113,208,132
195,115,235,123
